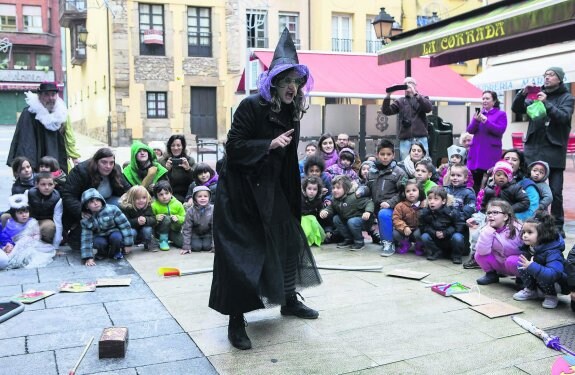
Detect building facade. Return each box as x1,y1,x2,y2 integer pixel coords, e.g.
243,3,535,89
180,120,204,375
62,0,489,146
0,0,63,125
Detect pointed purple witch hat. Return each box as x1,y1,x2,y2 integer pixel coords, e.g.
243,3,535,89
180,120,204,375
257,28,313,101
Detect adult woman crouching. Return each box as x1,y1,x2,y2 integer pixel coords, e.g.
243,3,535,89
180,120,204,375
62,148,131,250
159,135,196,202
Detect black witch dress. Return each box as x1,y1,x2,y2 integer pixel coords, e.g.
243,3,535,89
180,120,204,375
209,94,321,315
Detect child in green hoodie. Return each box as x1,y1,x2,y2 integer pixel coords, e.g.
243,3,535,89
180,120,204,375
151,180,185,250
123,140,169,192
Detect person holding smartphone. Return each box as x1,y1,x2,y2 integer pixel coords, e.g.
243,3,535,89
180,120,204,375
512,67,574,237
209,28,321,350
159,135,196,203
382,77,433,160
466,91,507,195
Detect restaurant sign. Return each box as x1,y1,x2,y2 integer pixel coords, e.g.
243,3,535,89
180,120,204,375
0,69,55,82
422,21,505,56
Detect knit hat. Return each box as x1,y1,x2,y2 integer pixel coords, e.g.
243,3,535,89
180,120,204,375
545,67,565,83
338,147,355,162
148,141,165,154
192,185,211,200
9,193,29,210
447,145,467,163
492,160,513,181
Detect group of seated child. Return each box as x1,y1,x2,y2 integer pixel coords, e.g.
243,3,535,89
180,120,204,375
1,153,214,269
4,133,575,312
298,132,575,311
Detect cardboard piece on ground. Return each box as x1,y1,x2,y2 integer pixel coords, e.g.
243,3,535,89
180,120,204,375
387,269,430,280
453,292,496,306
12,290,55,304
96,278,132,287
59,282,97,293
470,302,523,318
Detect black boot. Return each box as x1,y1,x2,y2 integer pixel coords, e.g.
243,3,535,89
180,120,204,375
281,293,319,319
228,314,252,350
477,271,499,285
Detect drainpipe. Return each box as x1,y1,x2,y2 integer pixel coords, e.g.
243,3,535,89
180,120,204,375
307,0,311,48
106,9,112,146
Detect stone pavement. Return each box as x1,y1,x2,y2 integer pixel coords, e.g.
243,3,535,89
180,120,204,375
1,126,575,374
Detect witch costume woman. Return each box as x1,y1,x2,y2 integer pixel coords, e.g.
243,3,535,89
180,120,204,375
209,28,322,350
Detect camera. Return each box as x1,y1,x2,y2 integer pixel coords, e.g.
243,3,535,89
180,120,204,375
170,157,182,166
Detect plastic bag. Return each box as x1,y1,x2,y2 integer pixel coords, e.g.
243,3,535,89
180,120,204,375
526,100,547,120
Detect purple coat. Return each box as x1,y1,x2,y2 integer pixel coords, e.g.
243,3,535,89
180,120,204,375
466,108,507,171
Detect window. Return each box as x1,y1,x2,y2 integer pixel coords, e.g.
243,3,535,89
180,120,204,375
246,9,267,48
365,18,380,53
71,23,86,65
23,6,42,32
139,4,165,56
279,13,299,48
35,54,52,70
187,7,211,57
0,4,16,31
13,53,30,69
147,92,167,118
332,14,352,52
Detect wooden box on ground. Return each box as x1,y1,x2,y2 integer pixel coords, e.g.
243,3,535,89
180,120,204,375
99,327,129,358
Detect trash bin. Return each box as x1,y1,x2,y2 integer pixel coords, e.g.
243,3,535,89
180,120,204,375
427,115,453,167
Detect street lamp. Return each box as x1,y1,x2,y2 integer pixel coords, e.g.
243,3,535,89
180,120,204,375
77,26,97,49
372,7,395,44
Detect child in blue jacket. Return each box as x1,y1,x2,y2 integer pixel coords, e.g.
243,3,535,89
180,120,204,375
514,212,567,309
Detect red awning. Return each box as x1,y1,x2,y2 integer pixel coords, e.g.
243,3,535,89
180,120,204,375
236,50,482,102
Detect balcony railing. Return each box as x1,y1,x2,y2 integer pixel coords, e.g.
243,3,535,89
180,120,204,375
332,38,352,52
59,0,87,28
366,40,382,54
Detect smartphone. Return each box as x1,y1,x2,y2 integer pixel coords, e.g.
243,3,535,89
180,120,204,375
527,86,541,100
475,107,481,115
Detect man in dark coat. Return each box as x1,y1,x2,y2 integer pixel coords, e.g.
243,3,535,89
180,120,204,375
7,82,69,173
209,29,321,350
382,77,433,160
512,67,574,236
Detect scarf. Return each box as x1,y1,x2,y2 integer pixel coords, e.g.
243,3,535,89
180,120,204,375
203,173,219,187
24,92,67,131
402,155,416,176
322,150,339,169
136,160,152,181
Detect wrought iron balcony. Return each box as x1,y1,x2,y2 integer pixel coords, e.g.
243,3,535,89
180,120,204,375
332,38,352,52
59,0,87,28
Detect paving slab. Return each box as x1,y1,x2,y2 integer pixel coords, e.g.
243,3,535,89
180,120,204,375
28,318,183,353
85,369,137,375
0,267,38,286
136,358,218,375
0,351,58,375
104,298,173,325
55,333,203,374
0,304,112,338
0,284,22,298
208,336,376,375
0,336,25,356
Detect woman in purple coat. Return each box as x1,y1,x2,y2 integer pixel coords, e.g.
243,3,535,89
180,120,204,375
467,91,507,193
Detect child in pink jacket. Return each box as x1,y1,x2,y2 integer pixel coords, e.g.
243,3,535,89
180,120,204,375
475,198,523,285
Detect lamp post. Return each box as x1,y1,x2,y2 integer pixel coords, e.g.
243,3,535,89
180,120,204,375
77,27,96,49
371,7,395,45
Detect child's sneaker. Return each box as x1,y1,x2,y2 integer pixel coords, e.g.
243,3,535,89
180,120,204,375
113,252,124,260
513,288,538,301
336,239,353,248
349,242,365,251
380,241,395,257
158,234,170,251
542,295,559,309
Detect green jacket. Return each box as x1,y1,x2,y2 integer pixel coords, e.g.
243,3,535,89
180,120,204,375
151,197,186,225
123,141,168,187
322,189,374,221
